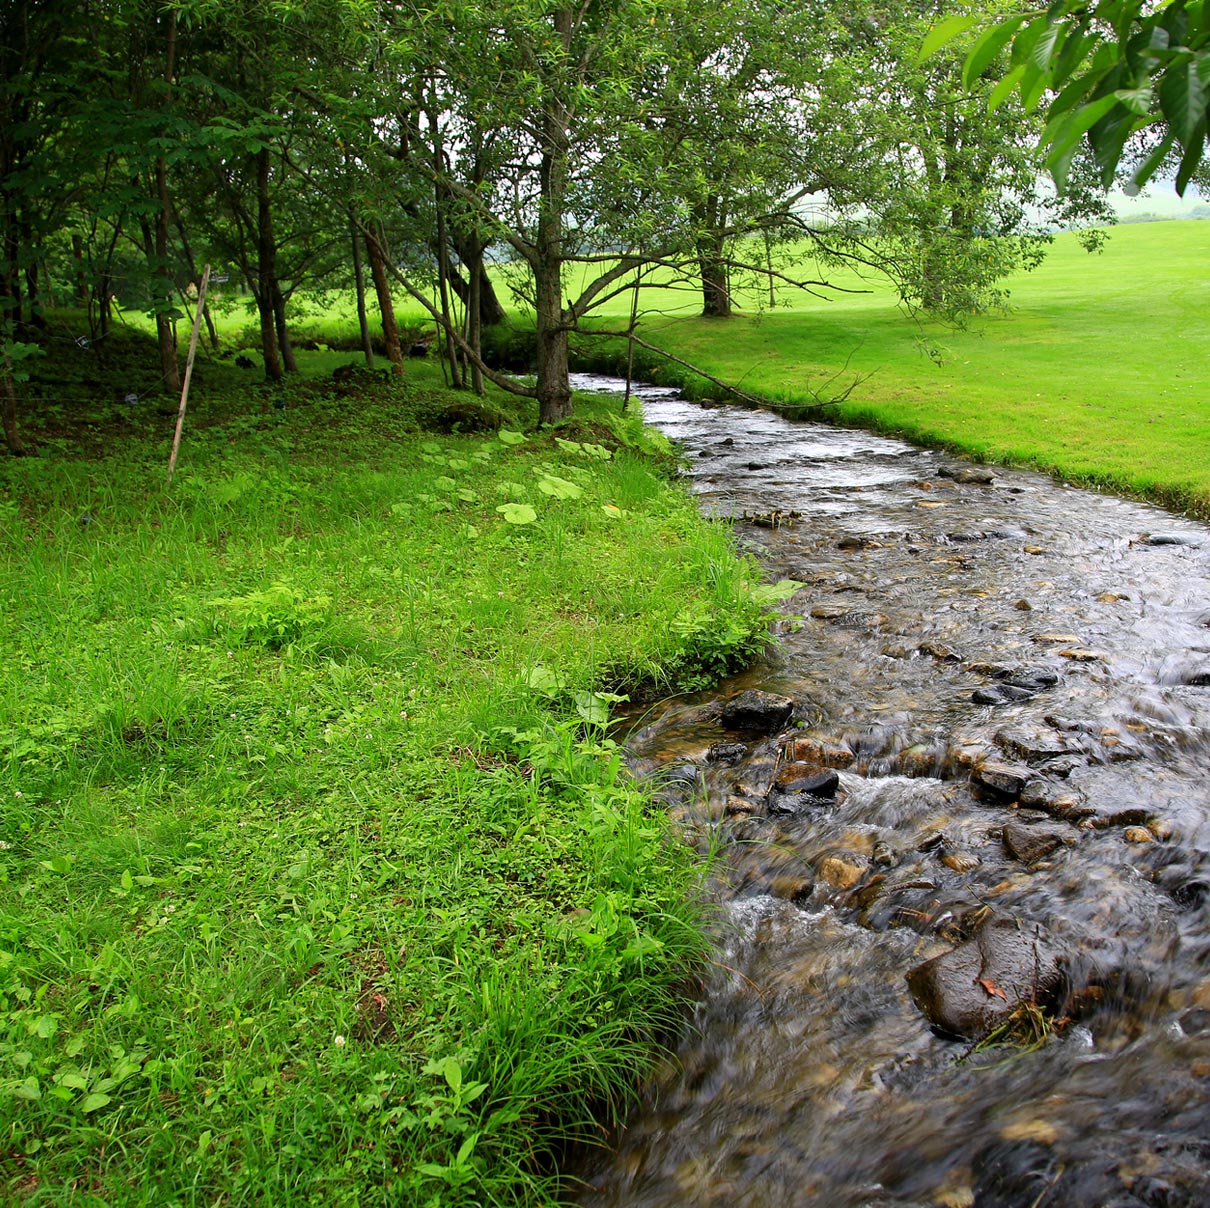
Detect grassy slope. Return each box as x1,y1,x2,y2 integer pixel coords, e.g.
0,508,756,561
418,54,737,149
0,364,775,1206
613,220,1210,516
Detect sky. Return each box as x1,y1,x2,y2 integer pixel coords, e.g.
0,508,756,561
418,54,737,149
1109,178,1209,218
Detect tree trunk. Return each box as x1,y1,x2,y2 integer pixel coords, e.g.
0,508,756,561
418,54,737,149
254,287,281,381
364,225,404,374
466,238,483,395
449,233,506,327
174,216,219,349
695,198,731,318
255,146,283,382
22,224,45,329
534,8,573,425
72,234,88,306
154,12,180,392
350,219,374,368
434,189,463,389
1,367,23,455
272,280,296,373
698,239,732,318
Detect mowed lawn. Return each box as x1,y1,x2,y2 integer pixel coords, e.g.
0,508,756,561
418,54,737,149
608,220,1210,516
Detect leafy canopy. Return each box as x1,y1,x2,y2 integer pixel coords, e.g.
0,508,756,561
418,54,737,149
922,0,1210,194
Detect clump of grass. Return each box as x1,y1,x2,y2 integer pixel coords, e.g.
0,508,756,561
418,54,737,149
0,366,775,1205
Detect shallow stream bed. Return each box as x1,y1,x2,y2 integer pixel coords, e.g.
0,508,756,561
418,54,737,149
569,375,1210,1208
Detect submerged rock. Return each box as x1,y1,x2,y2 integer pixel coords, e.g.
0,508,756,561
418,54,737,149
784,734,855,768
707,741,748,764
772,761,840,797
972,761,1032,800
720,689,795,734
1002,822,1065,866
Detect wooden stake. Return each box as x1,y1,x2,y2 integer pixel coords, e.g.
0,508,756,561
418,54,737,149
166,263,210,489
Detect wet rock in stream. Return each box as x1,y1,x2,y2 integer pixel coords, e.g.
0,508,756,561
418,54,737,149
1002,821,1066,865
905,914,1080,1040
719,689,795,733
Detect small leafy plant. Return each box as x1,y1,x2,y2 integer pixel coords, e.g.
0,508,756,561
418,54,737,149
208,580,333,650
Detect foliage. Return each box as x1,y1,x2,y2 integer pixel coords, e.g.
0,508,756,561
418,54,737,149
924,0,1210,194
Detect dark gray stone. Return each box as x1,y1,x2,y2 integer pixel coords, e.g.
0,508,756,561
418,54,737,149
906,914,1077,1040
973,684,1036,705
707,741,748,764
1003,822,1065,865
972,761,1031,800
720,690,795,734
772,762,840,797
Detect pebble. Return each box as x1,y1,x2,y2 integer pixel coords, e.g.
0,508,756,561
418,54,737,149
818,856,866,890
1059,647,1108,662
1124,826,1154,844
941,851,980,873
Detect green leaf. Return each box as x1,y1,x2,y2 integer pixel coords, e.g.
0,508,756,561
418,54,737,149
525,665,562,694
197,1128,213,1153
496,503,537,525
1114,85,1155,115
1124,129,1175,192
1030,21,1065,72
1159,57,1209,145
39,855,75,875
748,579,804,605
918,15,979,64
988,63,1027,111
536,475,584,499
441,1058,462,1094
964,18,1025,90
1174,119,1207,193
80,1092,111,1113
497,429,526,445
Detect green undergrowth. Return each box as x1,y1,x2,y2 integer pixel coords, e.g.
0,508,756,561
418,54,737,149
0,369,778,1205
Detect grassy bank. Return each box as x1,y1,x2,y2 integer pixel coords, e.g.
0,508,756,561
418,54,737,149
603,220,1210,518
0,361,778,1205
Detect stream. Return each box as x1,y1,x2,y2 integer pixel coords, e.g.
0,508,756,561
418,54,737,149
567,374,1210,1208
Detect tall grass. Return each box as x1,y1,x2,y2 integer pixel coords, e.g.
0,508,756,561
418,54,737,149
0,367,776,1205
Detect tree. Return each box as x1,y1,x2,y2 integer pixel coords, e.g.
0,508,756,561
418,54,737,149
924,0,1210,194
868,0,1113,320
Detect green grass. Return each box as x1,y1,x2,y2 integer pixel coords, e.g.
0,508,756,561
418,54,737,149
97,219,1210,520
0,362,777,1206
598,219,1210,517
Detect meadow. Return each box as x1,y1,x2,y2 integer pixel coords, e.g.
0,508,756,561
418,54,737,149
0,360,784,1206
4,213,1202,1205
584,219,1210,517
226,219,1210,516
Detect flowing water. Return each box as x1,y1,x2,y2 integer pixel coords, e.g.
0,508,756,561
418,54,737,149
568,375,1210,1208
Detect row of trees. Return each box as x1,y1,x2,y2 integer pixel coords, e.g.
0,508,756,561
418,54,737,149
2,0,1115,449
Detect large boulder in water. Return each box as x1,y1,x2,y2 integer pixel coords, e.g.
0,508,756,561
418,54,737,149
720,689,795,734
905,914,1077,1040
